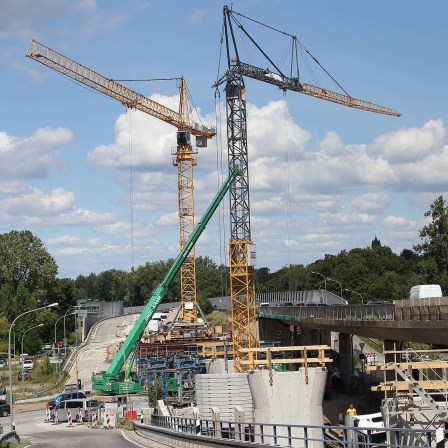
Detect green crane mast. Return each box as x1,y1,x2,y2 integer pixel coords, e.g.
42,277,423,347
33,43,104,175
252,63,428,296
92,166,240,394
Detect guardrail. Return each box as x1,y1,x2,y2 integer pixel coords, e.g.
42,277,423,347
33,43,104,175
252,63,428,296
259,304,395,321
133,415,445,447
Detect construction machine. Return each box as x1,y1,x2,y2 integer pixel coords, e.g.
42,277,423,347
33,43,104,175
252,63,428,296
91,166,240,394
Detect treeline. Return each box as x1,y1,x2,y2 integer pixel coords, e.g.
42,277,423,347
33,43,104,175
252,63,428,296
73,256,230,313
73,244,431,307
0,195,447,354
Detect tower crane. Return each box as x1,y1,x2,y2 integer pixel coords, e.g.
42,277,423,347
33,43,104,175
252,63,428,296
26,39,215,324
214,6,401,373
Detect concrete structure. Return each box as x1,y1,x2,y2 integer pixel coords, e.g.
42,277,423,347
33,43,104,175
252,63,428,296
259,297,448,344
196,373,254,422
248,368,327,447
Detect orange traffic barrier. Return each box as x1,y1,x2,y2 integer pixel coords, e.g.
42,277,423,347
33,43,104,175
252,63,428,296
45,403,51,422
77,406,83,424
67,409,73,427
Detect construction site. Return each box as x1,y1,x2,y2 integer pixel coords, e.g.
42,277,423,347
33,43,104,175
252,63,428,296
23,5,448,447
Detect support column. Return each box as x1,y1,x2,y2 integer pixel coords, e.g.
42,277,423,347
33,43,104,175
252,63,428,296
309,329,320,345
338,333,352,392
384,339,399,398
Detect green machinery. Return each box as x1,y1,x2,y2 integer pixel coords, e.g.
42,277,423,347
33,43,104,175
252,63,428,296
92,167,240,394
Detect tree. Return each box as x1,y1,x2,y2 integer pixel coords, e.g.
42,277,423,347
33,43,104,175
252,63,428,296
0,230,58,302
195,256,223,301
0,315,9,355
147,378,163,408
414,195,448,275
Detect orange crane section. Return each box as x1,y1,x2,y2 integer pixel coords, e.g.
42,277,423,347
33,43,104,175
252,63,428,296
26,39,215,322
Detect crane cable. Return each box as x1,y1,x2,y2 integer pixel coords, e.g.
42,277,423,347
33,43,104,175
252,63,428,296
214,89,229,297
128,108,135,302
283,94,293,287
215,26,229,297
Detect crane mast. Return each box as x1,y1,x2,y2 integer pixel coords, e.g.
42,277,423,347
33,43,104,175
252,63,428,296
26,39,215,323
175,77,199,323
217,6,400,373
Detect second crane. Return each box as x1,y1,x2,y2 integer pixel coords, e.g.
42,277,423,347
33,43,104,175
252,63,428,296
26,39,215,324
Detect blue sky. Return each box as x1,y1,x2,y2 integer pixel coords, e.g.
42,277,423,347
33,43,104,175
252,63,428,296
1,1,448,279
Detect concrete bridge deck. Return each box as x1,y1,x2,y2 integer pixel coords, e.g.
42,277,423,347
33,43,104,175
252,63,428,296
258,297,448,345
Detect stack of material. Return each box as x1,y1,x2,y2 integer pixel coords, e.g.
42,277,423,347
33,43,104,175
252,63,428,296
196,373,253,422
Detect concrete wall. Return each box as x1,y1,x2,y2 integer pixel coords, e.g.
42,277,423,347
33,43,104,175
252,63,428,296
248,368,327,447
81,301,124,340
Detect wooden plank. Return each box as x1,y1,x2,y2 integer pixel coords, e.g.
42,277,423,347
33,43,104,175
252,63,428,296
367,362,448,370
371,380,448,391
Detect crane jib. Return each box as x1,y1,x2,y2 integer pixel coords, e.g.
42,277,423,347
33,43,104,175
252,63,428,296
228,60,401,117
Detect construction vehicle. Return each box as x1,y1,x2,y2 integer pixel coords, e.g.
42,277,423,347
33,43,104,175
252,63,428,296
213,6,401,372
91,166,240,394
25,39,214,325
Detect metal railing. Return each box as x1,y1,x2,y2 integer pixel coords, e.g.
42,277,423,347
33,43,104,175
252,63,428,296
259,303,395,321
135,414,446,447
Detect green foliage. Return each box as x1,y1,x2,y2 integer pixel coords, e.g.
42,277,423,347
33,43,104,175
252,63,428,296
1,195,447,344
147,378,163,408
414,195,448,267
0,315,9,354
414,195,448,290
116,418,134,430
206,311,230,327
196,256,226,297
38,354,54,375
0,230,58,298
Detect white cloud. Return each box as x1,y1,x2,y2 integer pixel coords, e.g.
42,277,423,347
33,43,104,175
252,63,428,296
86,108,175,168
351,192,391,214
3,187,75,216
47,235,81,246
369,119,446,164
155,211,178,228
247,100,311,160
0,127,73,179
22,209,117,226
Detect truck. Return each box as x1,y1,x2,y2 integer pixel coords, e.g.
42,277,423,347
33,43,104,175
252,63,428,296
409,284,442,299
91,167,240,394
346,412,386,448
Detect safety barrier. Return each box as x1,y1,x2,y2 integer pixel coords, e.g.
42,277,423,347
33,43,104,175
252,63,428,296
91,412,97,428
138,415,447,448
77,406,83,424
52,408,59,425
66,409,73,427
45,404,51,422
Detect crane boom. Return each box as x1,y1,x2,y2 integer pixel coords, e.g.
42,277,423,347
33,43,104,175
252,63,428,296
226,61,401,117
25,39,215,137
92,166,240,394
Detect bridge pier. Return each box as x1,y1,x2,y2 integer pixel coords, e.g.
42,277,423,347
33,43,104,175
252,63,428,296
337,333,352,391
